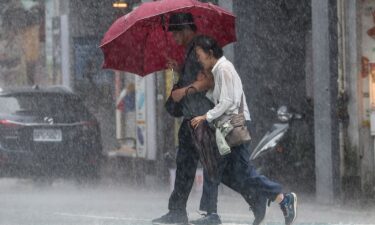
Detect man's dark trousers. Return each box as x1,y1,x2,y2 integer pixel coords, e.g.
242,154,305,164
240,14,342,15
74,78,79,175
168,119,200,211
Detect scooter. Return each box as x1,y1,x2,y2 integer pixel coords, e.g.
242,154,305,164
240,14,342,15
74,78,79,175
249,105,303,161
249,105,316,192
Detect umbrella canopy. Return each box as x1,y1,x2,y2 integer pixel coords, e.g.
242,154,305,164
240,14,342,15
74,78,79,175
100,0,236,76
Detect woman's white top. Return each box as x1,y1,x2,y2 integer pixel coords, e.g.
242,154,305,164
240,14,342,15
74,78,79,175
206,56,251,123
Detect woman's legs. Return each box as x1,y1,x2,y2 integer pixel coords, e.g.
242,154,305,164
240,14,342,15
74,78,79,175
222,144,297,225
220,154,268,225
225,144,283,201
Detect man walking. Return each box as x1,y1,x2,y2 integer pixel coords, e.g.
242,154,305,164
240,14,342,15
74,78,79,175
152,13,267,225
152,12,216,225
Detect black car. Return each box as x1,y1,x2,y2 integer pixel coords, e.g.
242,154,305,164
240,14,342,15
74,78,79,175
0,86,103,180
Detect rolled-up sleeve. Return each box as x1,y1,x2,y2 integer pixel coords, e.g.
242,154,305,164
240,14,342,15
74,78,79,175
206,67,235,122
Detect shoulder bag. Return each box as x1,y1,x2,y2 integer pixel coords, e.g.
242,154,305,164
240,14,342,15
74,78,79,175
216,94,251,147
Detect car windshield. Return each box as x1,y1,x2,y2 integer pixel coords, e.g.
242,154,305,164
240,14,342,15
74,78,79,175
0,93,93,121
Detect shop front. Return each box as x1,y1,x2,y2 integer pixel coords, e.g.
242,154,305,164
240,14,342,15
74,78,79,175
337,0,375,199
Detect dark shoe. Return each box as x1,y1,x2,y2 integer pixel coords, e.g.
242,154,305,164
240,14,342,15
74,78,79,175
280,192,297,225
249,194,267,225
190,213,221,225
152,210,188,225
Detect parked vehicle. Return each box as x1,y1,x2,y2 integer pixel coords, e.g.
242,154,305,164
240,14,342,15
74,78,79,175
250,106,302,161
250,106,315,192
0,86,103,181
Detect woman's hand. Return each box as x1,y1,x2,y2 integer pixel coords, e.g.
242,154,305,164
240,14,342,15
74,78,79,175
191,115,207,129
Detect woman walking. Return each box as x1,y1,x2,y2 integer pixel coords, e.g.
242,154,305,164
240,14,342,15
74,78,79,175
190,35,298,225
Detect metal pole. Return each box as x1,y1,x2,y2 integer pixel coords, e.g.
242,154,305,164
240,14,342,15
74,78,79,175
312,0,340,204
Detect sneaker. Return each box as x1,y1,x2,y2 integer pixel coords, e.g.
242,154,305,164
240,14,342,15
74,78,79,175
249,194,267,225
190,212,222,225
279,192,297,225
152,210,188,225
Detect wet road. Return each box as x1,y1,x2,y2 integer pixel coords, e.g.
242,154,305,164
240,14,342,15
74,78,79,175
0,178,374,225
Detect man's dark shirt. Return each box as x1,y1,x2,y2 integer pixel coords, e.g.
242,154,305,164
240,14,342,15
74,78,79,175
177,39,214,118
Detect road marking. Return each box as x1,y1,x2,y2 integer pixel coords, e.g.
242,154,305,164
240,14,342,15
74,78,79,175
53,212,150,222
220,212,252,218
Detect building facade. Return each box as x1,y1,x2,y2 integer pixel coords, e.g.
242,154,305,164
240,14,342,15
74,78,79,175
341,0,375,200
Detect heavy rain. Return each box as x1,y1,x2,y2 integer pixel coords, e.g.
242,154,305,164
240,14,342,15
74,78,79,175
0,0,375,225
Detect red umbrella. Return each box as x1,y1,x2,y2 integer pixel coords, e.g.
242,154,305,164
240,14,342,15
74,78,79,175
100,0,236,76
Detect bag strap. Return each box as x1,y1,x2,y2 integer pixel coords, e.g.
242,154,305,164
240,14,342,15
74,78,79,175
182,85,197,117
239,93,244,113
185,85,197,96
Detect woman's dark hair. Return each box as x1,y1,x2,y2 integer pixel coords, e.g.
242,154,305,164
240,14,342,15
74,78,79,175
193,35,223,59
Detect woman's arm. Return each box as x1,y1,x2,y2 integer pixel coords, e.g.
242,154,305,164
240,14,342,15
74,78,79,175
205,67,235,123
191,67,236,128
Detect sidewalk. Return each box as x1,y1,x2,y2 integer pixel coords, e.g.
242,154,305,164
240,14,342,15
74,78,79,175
195,187,375,225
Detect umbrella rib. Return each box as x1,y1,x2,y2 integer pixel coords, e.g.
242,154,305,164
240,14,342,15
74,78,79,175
142,31,151,75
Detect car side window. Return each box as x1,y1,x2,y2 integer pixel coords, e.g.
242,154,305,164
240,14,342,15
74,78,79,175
0,96,21,114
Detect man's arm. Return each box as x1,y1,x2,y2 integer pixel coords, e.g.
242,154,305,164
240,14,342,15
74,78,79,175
171,70,214,102
191,70,214,92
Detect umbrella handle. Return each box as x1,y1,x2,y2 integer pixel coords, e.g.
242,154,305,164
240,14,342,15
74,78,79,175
172,68,177,85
